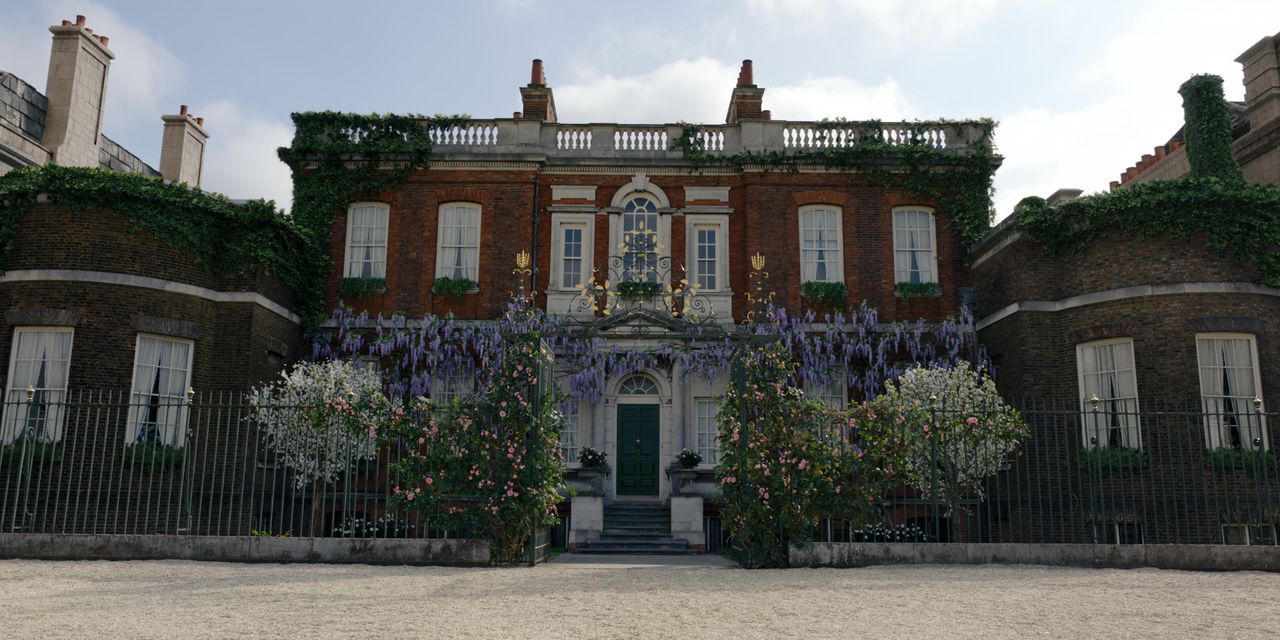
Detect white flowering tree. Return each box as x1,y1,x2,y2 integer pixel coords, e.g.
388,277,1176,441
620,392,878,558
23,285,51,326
871,365,1028,533
249,360,393,488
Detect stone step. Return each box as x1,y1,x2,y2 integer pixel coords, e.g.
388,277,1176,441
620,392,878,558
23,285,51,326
573,547,700,555
600,530,672,539
585,539,689,550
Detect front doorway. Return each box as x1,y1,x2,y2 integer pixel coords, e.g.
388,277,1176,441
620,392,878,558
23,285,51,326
616,403,659,496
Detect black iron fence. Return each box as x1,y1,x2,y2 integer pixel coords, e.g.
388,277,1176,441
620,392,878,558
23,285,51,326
2,392,1277,550
815,397,1280,546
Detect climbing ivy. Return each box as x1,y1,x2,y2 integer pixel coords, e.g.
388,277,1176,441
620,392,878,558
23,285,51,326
671,119,999,246
1015,178,1280,285
0,164,326,321
1178,74,1244,183
277,111,467,245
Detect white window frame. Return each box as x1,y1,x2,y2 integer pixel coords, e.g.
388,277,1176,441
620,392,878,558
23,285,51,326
608,193,671,286
808,371,847,410
685,215,728,293
125,334,194,448
2,327,74,444
435,202,482,284
892,206,938,284
695,397,719,466
430,367,474,406
1196,333,1267,451
343,202,389,279
1076,338,1141,449
550,213,595,291
798,205,844,284
560,398,582,466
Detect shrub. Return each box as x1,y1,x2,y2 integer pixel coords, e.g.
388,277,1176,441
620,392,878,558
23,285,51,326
432,276,475,302
800,281,848,309
249,359,392,488
676,448,702,468
578,446,608,468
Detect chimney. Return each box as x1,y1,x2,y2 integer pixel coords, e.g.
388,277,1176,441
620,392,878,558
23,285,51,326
42,15,115,167
1235,30,1280,131
725,60,765,124
520,59,557,122
159,105,209,187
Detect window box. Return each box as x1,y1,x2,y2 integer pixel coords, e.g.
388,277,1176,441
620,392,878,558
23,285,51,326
124,442,185,468
1203,448,1278,471
0,440,62,466
432,276,477,302
617,280,662,301
338,277,386,300
800,281,847,313
1077,447,1147,474
894,281,941,301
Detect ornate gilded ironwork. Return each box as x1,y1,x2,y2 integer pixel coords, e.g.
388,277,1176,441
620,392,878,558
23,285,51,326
512,250,534,302
566,223,714,323
744,252,774,323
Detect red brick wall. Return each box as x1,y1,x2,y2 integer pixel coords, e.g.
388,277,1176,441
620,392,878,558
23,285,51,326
328,167,974,324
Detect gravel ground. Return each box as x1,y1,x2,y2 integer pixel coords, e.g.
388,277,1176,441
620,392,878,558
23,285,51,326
3,556,1279,639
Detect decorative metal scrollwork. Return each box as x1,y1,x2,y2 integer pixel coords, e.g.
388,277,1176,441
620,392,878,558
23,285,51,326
566,223,715,324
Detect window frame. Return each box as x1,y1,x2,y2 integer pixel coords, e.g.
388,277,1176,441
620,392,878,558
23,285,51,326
343,202,390,279
550,213,596,292
2,327,75,444
125,334,195,449
891,206,938,285
608,193,671,286
1075,338,1142,449
1195,333,1267,451
685,215,728,293
434,202,482,284
430,367,474,407
559,398,582,466
798,205,844,284
695,397,720,466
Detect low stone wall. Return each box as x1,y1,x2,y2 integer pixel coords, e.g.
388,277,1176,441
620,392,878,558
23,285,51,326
0,534,490,566
791,542,1280,572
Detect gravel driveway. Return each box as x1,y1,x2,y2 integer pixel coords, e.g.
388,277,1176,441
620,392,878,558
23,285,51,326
3,555,1278,639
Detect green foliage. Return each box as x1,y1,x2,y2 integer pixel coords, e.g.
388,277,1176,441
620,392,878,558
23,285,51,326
717,340,904,568
1016,178,1280,286
1078,447,1147,474
616,280,662,301
870,365,1028,525
1203,447,1278,471
431,276,476,302
577,446,607,468
124,443,185,468
0,440,61,466
0,165,326,324
384,335,564,564
278,112,466,319
800,281,848,309
676,448,702,468
1178,74,1244,183
895,281,941,302
338,277,386,299
672,120,999,246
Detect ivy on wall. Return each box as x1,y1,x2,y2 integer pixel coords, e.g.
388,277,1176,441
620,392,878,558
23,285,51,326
1015,74,1279,286
672,119,1000,246
1015,178,1280,286
0,164,325,320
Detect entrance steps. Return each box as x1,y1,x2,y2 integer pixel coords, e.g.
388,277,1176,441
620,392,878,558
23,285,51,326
576,502,697,555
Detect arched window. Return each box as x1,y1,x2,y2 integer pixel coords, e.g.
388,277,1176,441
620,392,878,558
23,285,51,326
618,375,659,396
621,196,660,282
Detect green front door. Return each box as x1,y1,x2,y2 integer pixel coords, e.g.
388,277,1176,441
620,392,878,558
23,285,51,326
617,404,659,496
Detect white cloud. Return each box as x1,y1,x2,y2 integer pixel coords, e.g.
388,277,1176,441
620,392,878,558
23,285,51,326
556,58,912,123
990,0,1280,220
745,0,1003,46
197,101,294,210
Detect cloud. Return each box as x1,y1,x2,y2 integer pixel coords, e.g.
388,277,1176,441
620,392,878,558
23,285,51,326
990,0,1280,220
556,58,912,123
197,101,294,210
745,0,1003,46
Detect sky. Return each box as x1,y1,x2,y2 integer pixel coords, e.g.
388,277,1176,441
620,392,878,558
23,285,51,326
2,0,1278,220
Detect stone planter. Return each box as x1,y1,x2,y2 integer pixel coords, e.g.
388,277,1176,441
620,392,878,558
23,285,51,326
569,465,611,496
666,465,699,496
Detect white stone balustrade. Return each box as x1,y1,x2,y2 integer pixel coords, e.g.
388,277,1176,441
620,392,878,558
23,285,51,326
324,119,992,159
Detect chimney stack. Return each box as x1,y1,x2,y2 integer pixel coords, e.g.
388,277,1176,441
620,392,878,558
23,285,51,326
725,59,765,124
159,105,209,187
42,15,115,167
520,59,557,122
1236,30,1280,130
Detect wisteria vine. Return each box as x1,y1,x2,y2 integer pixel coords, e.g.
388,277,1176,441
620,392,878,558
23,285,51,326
308,299,989,405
